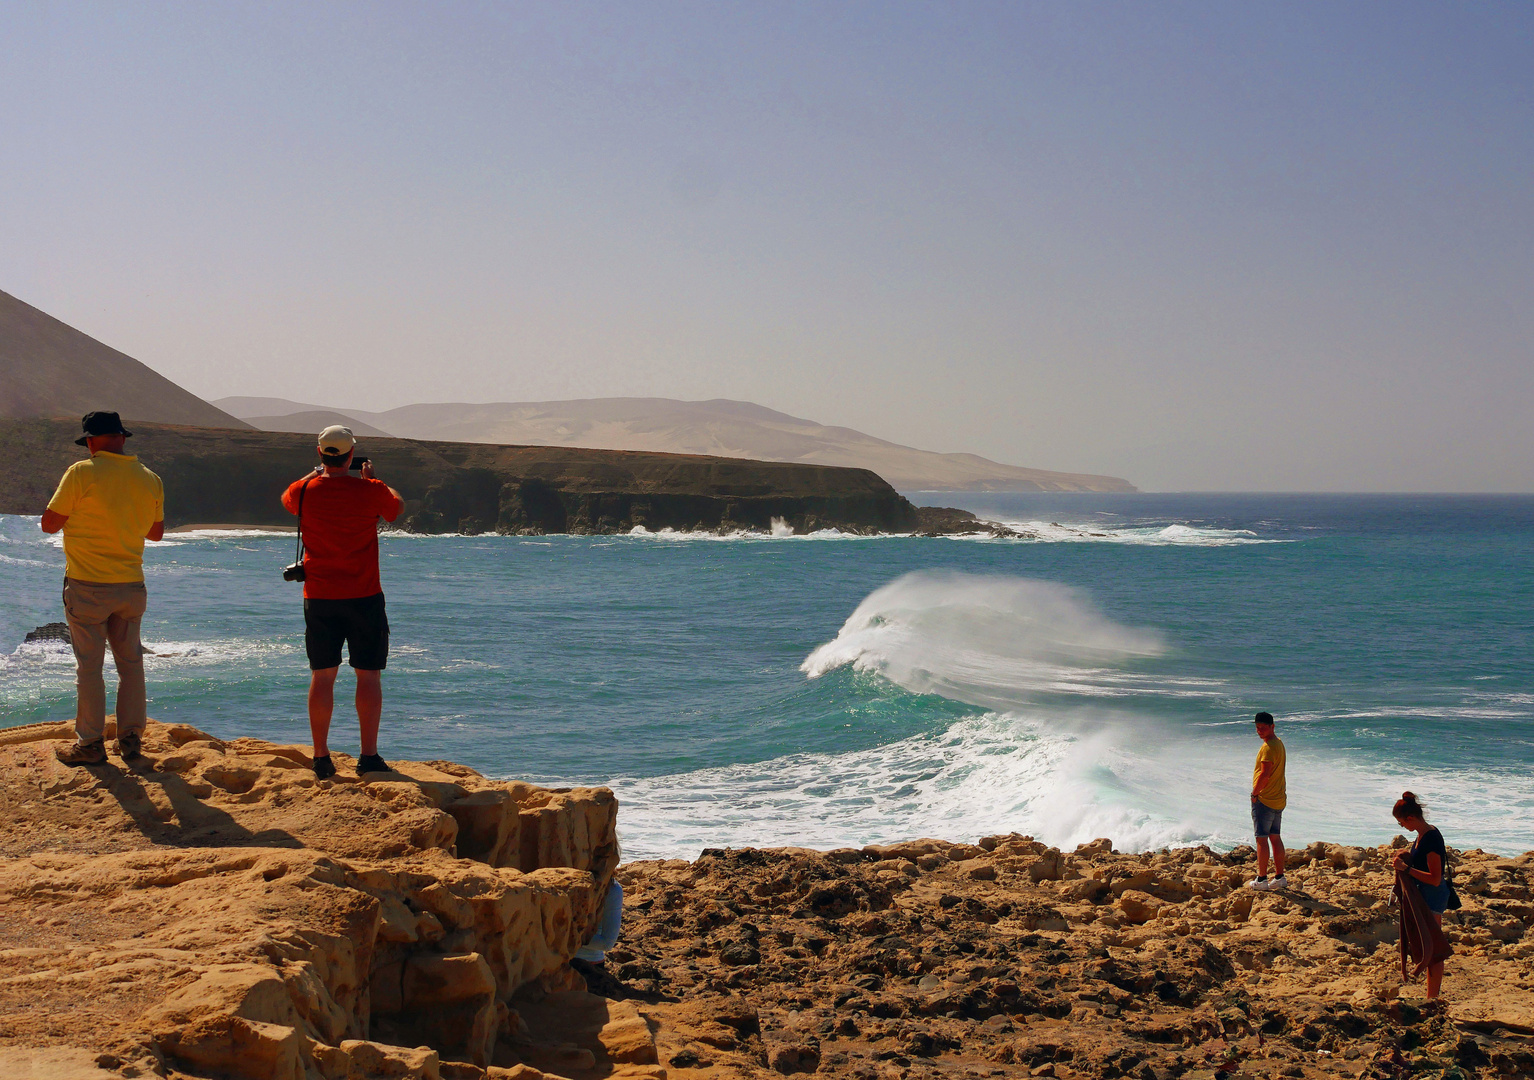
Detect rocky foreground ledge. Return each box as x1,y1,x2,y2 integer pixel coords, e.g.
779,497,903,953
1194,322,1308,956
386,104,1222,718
0,720,633,1080
2,723,1532,1080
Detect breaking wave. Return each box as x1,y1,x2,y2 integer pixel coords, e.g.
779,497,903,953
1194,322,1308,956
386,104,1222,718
800,571,1209,709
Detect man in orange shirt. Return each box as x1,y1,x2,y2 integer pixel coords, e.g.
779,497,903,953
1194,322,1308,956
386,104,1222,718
1247,711,1288,891
282,426,404,780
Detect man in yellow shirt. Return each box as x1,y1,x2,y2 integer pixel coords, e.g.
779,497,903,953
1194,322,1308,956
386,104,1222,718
41,412,165,765
1247,711,1288,891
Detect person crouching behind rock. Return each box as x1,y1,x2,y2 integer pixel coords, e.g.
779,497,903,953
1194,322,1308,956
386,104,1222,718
282,426,404,780
42,412,165,766
1392,791,1451,999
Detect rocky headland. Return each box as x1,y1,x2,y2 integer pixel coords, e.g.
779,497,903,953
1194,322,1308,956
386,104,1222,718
0,417,976,536
3,719,1531,1080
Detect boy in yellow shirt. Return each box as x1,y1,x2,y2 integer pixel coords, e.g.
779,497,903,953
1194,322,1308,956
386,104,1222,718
42,412,165,765
1248,711,1288,890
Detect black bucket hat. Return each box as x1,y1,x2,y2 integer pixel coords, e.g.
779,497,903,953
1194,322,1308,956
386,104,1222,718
76,411,133,447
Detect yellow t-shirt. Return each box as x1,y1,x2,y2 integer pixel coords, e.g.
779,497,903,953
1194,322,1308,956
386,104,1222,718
47,452,165,583
1253,736,1287,810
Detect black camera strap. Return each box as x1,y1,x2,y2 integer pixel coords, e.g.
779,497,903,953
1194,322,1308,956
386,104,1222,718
294,475,315,564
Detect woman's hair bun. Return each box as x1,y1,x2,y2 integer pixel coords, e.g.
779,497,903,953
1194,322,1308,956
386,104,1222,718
1393,791,1425,819
1402,790,1416,801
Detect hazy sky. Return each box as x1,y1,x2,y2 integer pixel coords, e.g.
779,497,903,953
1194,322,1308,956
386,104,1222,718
3,2,1531,491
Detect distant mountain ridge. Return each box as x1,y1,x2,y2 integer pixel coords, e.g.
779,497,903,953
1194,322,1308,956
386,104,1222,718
0,289,250,430
215,396,1136,493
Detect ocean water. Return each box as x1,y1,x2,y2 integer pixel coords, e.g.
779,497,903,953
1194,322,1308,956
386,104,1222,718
2,494,1531,861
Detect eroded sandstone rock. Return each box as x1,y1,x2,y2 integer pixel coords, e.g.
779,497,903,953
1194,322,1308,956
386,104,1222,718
0,720,617,1080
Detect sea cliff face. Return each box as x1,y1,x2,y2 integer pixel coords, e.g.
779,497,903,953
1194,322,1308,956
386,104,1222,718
0,419,928,535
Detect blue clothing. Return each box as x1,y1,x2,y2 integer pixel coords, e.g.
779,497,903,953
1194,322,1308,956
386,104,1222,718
575,879,623,963
1251,800,1283,838
1416,877,1451,914
1409,827,1450,913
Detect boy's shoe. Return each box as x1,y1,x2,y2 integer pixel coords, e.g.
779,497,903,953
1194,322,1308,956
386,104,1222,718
1268,874,1289,890
356,754,391,775
56,739,106,766
312,754,337,781
115,730,143,760
1246,877,1271,891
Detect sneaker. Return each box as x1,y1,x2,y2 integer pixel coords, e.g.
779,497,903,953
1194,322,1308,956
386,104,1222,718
356,753,391,775
55,739,106,766
1246,877,1271,891
115,730,143,760
1268,874,1289,890
312,754,337,781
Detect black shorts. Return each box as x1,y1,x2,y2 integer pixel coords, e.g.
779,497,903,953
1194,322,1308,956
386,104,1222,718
304,593,389,671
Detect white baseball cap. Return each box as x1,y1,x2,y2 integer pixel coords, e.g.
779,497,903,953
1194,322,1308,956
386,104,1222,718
317,425,355,456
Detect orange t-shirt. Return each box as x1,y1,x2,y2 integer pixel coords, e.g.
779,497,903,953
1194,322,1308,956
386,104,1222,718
282,473,403,599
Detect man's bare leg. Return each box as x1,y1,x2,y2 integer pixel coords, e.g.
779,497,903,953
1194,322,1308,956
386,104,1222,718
309,666,339,757
356,669,381,757
1255,834,1271,878
1269,834,1285,878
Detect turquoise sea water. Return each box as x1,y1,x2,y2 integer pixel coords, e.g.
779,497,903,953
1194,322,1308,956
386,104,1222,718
3,494,1531,860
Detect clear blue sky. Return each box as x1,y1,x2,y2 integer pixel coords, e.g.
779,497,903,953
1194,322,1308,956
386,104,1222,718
3,1,1530,490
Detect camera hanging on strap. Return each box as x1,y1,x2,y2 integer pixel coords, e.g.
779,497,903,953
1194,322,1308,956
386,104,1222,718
282,474,317,582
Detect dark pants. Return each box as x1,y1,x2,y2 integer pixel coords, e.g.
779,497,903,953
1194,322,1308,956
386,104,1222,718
304,593,389,670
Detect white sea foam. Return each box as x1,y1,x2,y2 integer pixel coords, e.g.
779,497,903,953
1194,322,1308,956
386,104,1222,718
609,711,1224,860
165,529,294,540
0,552,52,568
626,525,883,542
799,571,1213,710
611,705,1534,861
977,519,1282,546
4,639,75,664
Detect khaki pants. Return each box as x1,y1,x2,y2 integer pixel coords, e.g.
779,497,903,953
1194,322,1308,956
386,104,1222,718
62,578,148,743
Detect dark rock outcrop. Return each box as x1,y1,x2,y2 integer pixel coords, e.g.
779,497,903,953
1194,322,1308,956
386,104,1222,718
1,418,929,535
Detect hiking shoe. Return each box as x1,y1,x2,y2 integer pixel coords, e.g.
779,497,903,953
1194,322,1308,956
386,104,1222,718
56,739,106,766
1246,877,1271,891
312,754,337,781
356,754,391,775
115,730,143,760
1268,874,1289,890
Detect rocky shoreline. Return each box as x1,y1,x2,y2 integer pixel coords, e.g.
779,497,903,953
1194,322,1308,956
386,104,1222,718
609,839,1534,1080
2,720,1531,1080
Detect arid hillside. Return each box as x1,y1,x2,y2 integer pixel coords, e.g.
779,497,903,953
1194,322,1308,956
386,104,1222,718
0,289,249,429
218,396,1137,494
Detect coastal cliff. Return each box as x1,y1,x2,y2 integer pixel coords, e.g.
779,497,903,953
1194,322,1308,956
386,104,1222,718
0,720,625,1080
0,418,945,535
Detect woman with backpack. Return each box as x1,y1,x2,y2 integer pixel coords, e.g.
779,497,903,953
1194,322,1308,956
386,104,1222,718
1392,791,1453,999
